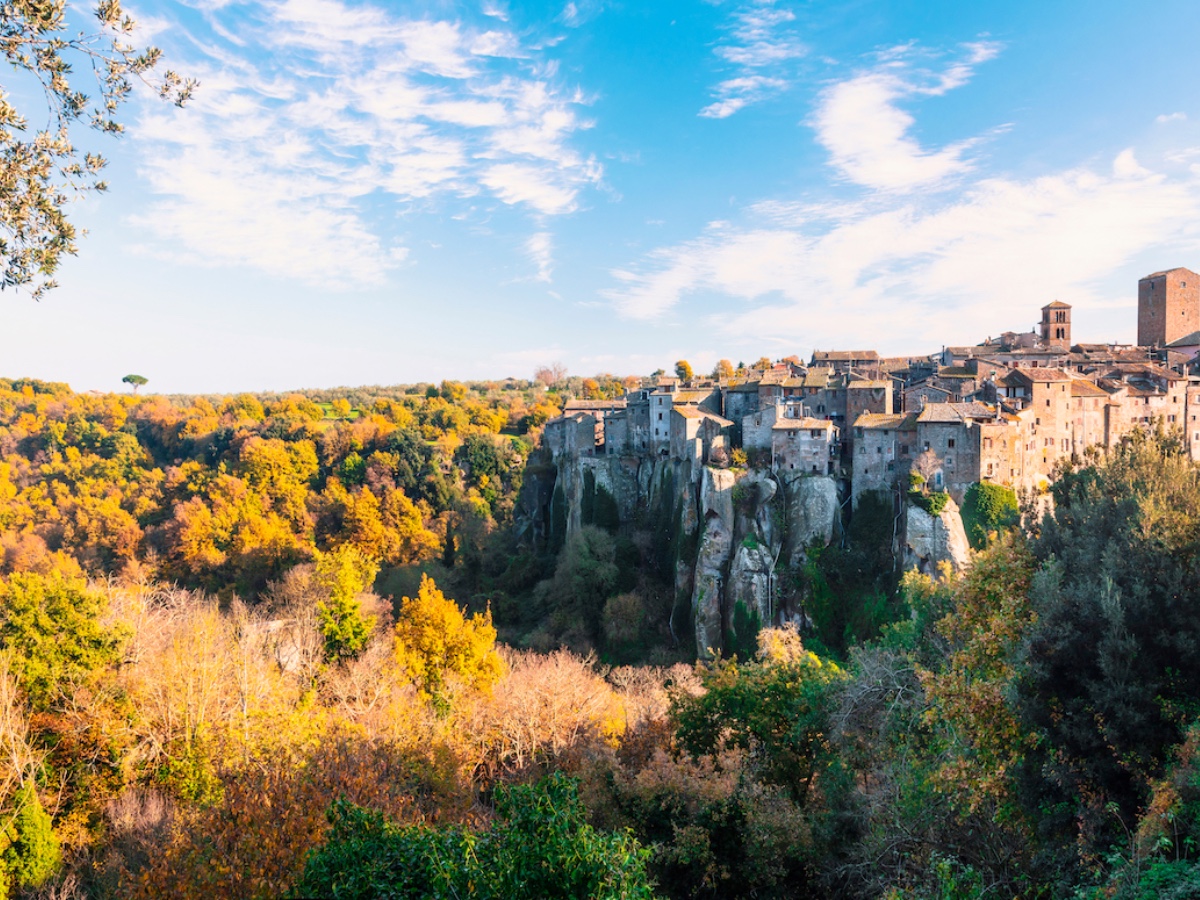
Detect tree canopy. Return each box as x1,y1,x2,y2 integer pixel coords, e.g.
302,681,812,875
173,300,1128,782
0,1,194,298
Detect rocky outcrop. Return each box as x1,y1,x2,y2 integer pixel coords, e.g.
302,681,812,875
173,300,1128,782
777,472,840,569
536,450,843,658
903,496,971,575
690,468,739,656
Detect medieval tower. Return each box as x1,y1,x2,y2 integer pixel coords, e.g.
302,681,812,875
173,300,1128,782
1138,267,1200,346
1041,301,1072,349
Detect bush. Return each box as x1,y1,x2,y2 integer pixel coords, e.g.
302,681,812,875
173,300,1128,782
294,774,655,900
908,489,949,517
960,482,1018,549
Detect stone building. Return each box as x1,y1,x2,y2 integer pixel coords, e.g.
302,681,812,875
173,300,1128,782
543,412,599,460
670,407,733,466
852,412,918,502
1139,267,1200,347
810,350,881,376
562,398,626,449
603,391,651,455
772,418,838,474
1041,301,1072,349
845,379,893,424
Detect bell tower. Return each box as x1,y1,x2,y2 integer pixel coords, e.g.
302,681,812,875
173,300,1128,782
1041,301,1071,349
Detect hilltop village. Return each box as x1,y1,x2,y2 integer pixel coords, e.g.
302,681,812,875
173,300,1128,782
545,266,1200,506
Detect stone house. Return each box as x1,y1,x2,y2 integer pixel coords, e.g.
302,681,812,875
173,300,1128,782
543,412,599,460
845,379,893,425
670,407,733,466
852,412,918,503
903,382,953,411
810,350,881,376
721,382,760,445
603,391,651,455
563,398,626,449
772,418,838,474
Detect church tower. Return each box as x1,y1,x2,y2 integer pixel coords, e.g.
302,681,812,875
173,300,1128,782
1041,301,1071,349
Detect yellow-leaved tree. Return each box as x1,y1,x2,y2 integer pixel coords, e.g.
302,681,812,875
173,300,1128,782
394,575,502,701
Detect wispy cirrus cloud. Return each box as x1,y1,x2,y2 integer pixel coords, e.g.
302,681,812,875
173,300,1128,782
700,0,806,119
812,41,1001,192
132,0,601,288
606,151,1200,349
609,39,1200,352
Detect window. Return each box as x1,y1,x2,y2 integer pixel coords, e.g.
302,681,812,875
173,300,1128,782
948,438,955,448
657,413,662,421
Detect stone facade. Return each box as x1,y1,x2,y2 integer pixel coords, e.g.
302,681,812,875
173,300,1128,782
1041,301,1072,349
771,418,837,474
1139,267,1200,347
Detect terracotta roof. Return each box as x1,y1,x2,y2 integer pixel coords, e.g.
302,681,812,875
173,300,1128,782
1142,267,1198,280
726,382,760,393
937,366,974,378
1070,380,1108,398
673,389,715,404
1011,367,1074,383
1042,300,1072,309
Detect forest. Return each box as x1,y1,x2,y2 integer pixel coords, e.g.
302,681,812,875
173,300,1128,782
0,374,1199,899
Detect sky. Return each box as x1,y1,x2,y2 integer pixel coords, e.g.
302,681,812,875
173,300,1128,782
6,0,1200,393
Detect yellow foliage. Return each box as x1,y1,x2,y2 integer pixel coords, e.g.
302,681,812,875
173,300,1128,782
394,575,502,700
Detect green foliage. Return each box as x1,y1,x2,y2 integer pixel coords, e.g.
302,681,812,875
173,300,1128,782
314,546,378,663
672,633,847,804
295,774,656,899
1019,430,1200,859
0,571,126,707
0,3,193,298
549,480,567,554
0,783,61,892
909,489,950,517
534,526,619,649
960,482,1018,549
805,490,902,656
726,599,761,661
594,485,620,532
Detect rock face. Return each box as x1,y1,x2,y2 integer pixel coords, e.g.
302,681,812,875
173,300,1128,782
690,468,738,656
777,472,840,569
535,450,843,658
903,497,972,575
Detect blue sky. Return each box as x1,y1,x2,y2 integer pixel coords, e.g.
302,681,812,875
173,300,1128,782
5,0,1200,393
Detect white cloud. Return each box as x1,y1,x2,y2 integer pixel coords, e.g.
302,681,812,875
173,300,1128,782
1157,111,1188,124
526,231,553,281
605,152,1200,353
699,0,806,118
131,0,601,287
812,43,1000,192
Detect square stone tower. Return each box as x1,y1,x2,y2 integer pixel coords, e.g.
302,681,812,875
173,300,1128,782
1041,301,1071,348
1138,267,1200,347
